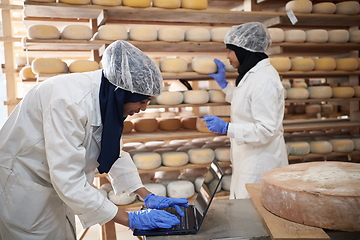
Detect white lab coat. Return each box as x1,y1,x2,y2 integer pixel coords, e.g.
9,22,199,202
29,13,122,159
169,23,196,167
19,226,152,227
0,70,144,240
223,59,288,199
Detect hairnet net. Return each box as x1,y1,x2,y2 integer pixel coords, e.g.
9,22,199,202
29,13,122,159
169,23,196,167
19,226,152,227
102,40,163,96
224,22,271,53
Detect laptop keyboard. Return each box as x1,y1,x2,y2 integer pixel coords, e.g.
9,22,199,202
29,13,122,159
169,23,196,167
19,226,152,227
165,206,191,230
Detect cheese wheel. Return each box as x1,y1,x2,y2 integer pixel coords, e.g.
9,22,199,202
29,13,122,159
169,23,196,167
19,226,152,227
305,29,328,43
221,175,231,191
122,0,151,7
97,25,128,40
141,183,167,201
162,152,189,167
214,147,230,162
208,89,226,103
69,60,99,73
192,56,216,74
188,148,214,164
354,86,360,98
281,81,291,89
59,0,90,4
308,86,332,99
185,27,211,42
122,142,143,152
31,58,65,74
194,176,205,192
196,117,211,133
156,91,183,105
349,30,360,43
181,0,207,10
270,57,291,72
158,118,181,131
291,58,315,71
167,180,195,198
123,120,133,133
353,138,360,150
27,24,60,39
108,190,137,205
61,25,92,40
92,0,121,5
328,29,350,43
181,116,197,130
336,58,359,71
210,27,230,42
268,28,284,43
329,139,354,152
132,118,159,132
183,90,209,104
284,30,306,43
312,2,336,14
132,152,162,170
335,1,360,15
309,141,333,154
313,57,336,71
287,88,309,100
144,141,165,148
160,57,187,73
153,0,180,8
261,161,360,231
292,81,307,88
20,66,36,80
129,26,157,41
285,0,312,13
158,26,184,42
332,87,355,98
286,141,310,155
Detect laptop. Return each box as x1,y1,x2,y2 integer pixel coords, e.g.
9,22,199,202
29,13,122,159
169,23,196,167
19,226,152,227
133,159,225,236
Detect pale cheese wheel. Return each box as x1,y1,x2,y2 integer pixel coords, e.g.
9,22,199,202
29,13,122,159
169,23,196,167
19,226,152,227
336,58,359,71
188,148,214,164
214,147,230,162
305,29,328,43
181,0,207,10
208,89,226,103
285,0,313,13
284,30,306,43
158,118,181,131
31,58,65,74
132,152,162,170
312,2,336,14
129,26,157,41
352,138,360,150
122,0,151,7
181,116,197,130
327,29,350,43
286,141,310,155
332,87,355,98
192,56,217,74
194,176,204,192
69,60,99,73
291,58,315,71
313,57,336,71
268,28,284,43
158,26,184,42
335,1,360,15
92,0,121,5
309,141,333,154
122,142,143,151
349,30,360,43
156,91,183,105
354,86,360,98
162,152,189,167
123,121,133,133
183,90,209,104
221,175,231,191
140,183,166,201
281,81,291,89
221,59,237,72
27,24,60,39
132,118,159,132
308,86,332,99
20,66,36,80
108,190,136,205
59,0,90,4
210,27,230,42
160,58,187,73
153,0,180,8
97,25,128,40
167,180,195,198
329,139,354,152
185,27,211,42
270,57,291,72
61,25,92,40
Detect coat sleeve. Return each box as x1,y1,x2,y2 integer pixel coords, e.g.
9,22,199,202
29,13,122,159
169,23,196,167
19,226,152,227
222,84,235,103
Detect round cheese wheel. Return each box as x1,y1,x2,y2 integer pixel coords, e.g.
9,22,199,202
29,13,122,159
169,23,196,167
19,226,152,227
284,29,306,43
349,30,360,43
313,57,336,71
129,26,157,41
221,175,231,191
181,0,208,10
261,161,360,231
196,117,211,133
332,87,355,98
336,58,359,71
335,1,360,15
287,88,309,100
312,2,336,14
291,58,315,71
153,0,180,8
192,56,217,74
185,27,211,42
214,147,230,162
123,120,133,133
162,152,189,167
268,28,285,43
194,176,205,192
158,26,184,42
270,57,291,72
92,0,121,5
20,66,36,80
132,152,162,170
122,142,143,152
61,25,92,40
292,81,307,88
305,29,328,43
167,180,195,198
181,116,197,130
108,190,137,205
208,89,226,103
188,148,214,164
26,0,55,2
59,0,90,4
31,58,65,74
158,118,181,131
141,183,167,201
286,141,310,155
210,27,230,42
97,25,127,40
132,118,159,132
69,60,99,73
122,0,151,7
160,57,187,73
282,81,291,89
309,140,333,154
354,86,360,97
327,29,350,43
183,90,209,104
27,24,60,39
308,86,333,99
329,139,354,152
285,0,313,13
156,91,183,105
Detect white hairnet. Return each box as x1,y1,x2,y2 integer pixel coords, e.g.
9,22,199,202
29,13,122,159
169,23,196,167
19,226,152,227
224,22,271,53
102,40,163,96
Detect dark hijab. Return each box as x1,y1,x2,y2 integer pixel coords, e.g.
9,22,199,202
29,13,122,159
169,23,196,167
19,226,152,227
226,44,268,86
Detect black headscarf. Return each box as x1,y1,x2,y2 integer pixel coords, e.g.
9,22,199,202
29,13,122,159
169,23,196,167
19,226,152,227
226,44,268,86
97,71,150,174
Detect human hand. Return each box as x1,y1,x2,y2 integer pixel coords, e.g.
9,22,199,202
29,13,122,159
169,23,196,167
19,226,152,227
202,115,228,134
144,194,189,217
209,59,228,89
128,209,180,230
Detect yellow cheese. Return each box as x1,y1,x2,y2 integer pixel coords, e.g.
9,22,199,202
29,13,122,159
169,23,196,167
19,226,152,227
185,27,211,42
286,88,310,100
132,118,159,132
129,26,157,41
27,24,60,39
314,57,336,71
162,152,189,167
285,0,313,13
312,2,336,14
97,25,128,40
268,28,285,43
335,1,360,15
181,0,207,10
210,27,230,42
336,58,359,71
160,57,187,73
191,56,217,74
308,86,333,99
69,60,99,73
284,30,306,43
158,26,185,42
309,141,333,154
92,0,121,5
305,29,328,43
122,0,151,7
181,116,197,130
153,0,180,8
123,121,133,133
291,58,315,71
158,118,181,131
19,66,36,80
328,29,350,43
31,58,66,74
332,87,355,98
353,86,360,98
61,25,92,40
329,139,354,152
59,0,90,4
270,57,291,72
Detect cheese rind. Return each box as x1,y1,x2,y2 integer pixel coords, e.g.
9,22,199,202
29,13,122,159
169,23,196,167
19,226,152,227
92,0,121,5
314,58,336,71
153,0,181,8
192,56,217,74
285,0,313,13
185,27,211,42
327,29,350,43
97,25,128,40
167,180,195,198
158,27,184,42
156,91,183,105
122,0,151,7
188,148,214,164
332,87,355,98
181,0,208,10
291,58,315,71
284,30,306,43
286,88,310,100
305,29,328,43
335,1,360,15
61,25,93,40
129,26,157,41
270,57,291,72
132,152,162,170
268,28,285,43
210,27,230,42
183,90,209,104
68,60,99,73
31,58,66,74
27,24,60,39
158,118,182,131
160,58,187,73
349,30,360,43
335,58,359,71
132,118,159,132
309,141,333,154
312,2,336,14
162,152,189,167
308,86,332,99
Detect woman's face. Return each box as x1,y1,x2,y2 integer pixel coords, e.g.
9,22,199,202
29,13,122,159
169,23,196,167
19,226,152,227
226,49,240,69
123,97,153,117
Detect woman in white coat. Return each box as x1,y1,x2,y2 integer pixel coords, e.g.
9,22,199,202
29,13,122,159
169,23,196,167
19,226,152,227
0,40,187,240
203,22,288,199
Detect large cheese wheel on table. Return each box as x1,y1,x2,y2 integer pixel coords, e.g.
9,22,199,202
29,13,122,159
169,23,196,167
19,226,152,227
261,161,360,232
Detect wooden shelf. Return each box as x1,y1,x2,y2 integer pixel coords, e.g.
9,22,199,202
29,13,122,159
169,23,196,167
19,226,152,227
283,120,360,132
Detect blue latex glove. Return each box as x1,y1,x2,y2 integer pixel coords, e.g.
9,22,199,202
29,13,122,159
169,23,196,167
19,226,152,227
203,115,228,134
144,193,189,217
209,59,228,89
128,209,180,230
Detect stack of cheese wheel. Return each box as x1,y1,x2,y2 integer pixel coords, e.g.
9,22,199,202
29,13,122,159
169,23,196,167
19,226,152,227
332,86,355,98
158,26,184,42
284,29,306,43
108,191,137,205
305,29,328,43
185,27,211,42
158,117,181,131
132,152,162,170
210,27,230,42
161,151,189,167
270,57,291,72
132,118,158,132
286,141,310,155
188,148,214,164
59,0,90,4
181,0,208,10
268,28,284,43
208,89,226,103
183,90,209,104
328,29,350,43
349,30,360,43
27,24,60,39
192,56,217,74
61,25,92,40
97,25,128,40
31,58,67,74
160,57,187,73
261,161,360,232
153,0,180,8
336,58,359,71
312,2,336,14
285,0,313,13
156,91,183,105
314,57,336,71
335,1,360,15
308,86,332,99
19,66,36,81
291,58,315,71
122,0,151,7
167,180,195,198
181,116,197,130
129,26,157,41
69,60,99,73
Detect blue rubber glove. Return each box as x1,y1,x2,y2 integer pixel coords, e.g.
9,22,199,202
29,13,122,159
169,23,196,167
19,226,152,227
144,193,189,217
203,115,228,134
128,209,180,230
209,59,228,89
